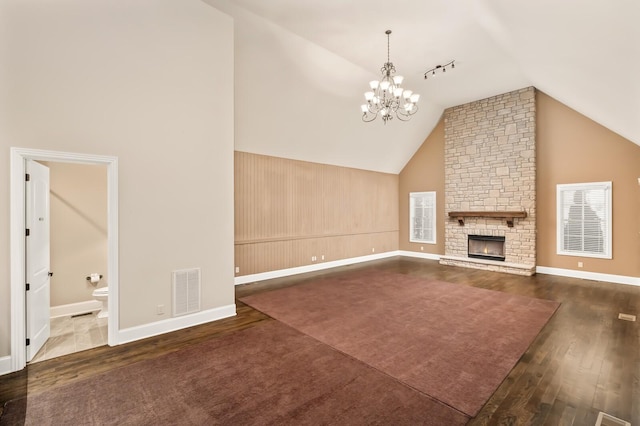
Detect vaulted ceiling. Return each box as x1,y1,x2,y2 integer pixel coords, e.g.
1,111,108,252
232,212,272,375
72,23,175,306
205,0,640,173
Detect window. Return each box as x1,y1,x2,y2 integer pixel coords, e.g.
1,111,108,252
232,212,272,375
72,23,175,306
557,182,612,258
409,192,436,244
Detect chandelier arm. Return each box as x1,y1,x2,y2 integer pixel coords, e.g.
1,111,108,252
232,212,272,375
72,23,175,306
396,107,418,121
362,112,378,123
396,110,410,121
396,114,411,122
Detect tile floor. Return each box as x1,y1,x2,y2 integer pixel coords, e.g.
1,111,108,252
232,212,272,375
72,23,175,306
30,313,108,363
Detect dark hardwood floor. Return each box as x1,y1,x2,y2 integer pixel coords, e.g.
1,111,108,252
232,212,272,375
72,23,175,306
1,257,638,425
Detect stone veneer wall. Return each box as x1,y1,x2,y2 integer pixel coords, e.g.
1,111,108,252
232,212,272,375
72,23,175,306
440,87,536,275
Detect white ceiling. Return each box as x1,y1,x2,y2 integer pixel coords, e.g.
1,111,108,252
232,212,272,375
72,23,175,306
206,0,640,172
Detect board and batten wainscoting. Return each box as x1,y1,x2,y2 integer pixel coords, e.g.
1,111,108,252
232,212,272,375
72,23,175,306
234,151,399,278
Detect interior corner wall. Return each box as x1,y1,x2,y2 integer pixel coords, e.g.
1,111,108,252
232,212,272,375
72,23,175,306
224,0,427,174
48,162,108,307
234,152,399,276
398,89,640,279
536,91,640,277
398,118,446,255
0,0,235,356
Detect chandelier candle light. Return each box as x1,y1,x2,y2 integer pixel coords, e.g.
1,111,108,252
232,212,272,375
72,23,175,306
361,30,419,124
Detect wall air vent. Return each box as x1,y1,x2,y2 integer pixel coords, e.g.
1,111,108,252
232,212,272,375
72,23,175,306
618,313,636,322
595,411,631,426
172,268,201,317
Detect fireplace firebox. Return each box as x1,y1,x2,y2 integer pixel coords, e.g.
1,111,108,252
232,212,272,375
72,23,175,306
468,235,506,261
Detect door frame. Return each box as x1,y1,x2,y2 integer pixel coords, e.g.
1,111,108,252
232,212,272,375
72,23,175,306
10,147,119,372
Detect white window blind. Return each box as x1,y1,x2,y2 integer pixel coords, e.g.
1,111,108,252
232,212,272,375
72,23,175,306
409,191,436,244
557,182,612,258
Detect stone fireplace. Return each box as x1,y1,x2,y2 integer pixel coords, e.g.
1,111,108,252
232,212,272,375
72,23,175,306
439,87,536,275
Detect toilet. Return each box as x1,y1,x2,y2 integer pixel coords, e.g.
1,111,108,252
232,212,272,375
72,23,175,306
92,286,109,318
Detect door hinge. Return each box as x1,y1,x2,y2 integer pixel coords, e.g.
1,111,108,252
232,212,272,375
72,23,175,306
26,283,30,291
25,173,30,182
26,228,30,237
26,338,30,346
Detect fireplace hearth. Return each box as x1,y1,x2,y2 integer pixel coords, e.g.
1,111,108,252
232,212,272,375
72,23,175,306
468,235,506,262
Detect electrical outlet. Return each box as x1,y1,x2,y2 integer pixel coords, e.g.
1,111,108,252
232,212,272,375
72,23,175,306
311,256,316,262
321,255,325,260
421,246,424,251
157,304,165,315
235,266,239,274
372,248,375,253
578,261,583,268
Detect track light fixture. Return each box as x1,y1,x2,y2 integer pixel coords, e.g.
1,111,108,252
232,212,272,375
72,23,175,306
424,60,455,79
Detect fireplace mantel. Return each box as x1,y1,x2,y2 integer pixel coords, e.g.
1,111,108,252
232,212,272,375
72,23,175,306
448,211,527,228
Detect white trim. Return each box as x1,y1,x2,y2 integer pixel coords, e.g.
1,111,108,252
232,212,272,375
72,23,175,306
0,356,12,376
9,147,119,373
9,149,26,372
50,300,102,318
233,249,639,289
235,251,400,285
536,266,640,287
116,304,236,345
398,250,441,261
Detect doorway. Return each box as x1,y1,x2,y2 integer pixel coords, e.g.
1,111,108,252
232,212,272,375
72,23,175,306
31,161,109,362
9,148,119,373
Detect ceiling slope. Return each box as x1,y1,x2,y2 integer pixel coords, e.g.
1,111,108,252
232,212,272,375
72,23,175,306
204,0,639,173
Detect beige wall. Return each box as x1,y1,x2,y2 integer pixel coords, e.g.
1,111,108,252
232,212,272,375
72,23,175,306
239,87,640,279
399,91,640,278
0,0,235,356
47,162,108,307
537,92,640,277
398,118,445,255
235,152,399,275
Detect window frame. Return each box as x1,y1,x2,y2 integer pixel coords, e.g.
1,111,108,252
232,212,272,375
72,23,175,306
556,181,612,259
409,191,436,244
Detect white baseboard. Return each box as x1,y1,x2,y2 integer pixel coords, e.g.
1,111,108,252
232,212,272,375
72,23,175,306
50,300,102,318
235,250,639,288
234,251,400,285
115,304,236,345
0,356,11,376
536,266,640,287
398,250,441,261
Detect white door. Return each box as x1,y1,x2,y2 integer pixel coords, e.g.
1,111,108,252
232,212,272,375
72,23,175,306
26,160,51,362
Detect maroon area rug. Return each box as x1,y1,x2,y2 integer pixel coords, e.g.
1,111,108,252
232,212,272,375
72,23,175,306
1,321,468,425
241,270,560,417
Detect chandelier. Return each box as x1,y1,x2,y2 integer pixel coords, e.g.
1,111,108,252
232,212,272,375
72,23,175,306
361,30,419,124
